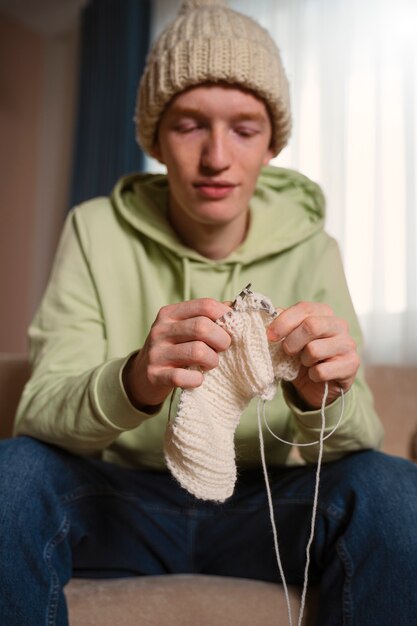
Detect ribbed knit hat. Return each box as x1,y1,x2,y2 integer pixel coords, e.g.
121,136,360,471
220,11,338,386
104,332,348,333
135,0,291,157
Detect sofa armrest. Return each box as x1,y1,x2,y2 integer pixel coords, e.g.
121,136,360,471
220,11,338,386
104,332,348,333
365,364,417,460
0,354,31,439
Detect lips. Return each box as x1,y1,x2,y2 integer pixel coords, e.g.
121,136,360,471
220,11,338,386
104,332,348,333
194,180,237,200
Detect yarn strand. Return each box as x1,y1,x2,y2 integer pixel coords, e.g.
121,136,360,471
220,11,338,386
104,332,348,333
263,386,345,447
258,382,342,626
296,381,327,626
257,400,294,626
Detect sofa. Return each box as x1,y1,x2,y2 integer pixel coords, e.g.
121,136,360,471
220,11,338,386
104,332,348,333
1,353,416,625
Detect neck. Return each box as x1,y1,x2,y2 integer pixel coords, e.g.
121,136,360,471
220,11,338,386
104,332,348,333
168,210,249,261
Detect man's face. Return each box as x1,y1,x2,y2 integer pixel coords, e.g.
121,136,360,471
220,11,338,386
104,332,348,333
152,84,274,237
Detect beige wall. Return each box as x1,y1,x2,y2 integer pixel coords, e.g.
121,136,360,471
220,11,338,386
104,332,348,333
0,12,79,353
0,13,43,353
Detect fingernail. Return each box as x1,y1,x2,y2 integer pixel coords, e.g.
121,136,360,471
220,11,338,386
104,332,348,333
267,328,279,341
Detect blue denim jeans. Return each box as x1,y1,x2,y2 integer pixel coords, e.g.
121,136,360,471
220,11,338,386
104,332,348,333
0,436,416,625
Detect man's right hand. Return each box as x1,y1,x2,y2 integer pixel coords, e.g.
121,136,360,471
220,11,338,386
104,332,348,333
122,298,232,412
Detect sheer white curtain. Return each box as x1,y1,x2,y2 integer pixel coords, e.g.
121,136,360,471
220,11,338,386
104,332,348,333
149,0,417,364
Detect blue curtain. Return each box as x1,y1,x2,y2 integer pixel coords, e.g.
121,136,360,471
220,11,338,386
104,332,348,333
70,0,151,207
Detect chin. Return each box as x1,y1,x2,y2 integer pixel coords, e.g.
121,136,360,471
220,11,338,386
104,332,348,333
193,210,243,227
193,198,246,220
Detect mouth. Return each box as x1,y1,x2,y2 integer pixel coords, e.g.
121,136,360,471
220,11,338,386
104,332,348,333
193,180,238,200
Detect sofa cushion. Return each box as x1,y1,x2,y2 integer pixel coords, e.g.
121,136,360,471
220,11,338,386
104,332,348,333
65,574,318,626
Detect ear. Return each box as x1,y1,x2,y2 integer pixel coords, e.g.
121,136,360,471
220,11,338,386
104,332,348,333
262,147,274,166
150,139,165,165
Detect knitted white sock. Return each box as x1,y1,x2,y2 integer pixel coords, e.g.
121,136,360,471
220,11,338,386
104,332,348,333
164,287,300,502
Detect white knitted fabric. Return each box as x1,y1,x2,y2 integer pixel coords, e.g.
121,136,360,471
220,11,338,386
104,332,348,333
164,288,300,502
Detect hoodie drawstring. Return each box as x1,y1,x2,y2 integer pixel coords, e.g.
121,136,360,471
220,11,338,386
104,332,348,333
181,258,243,304
229,262,242,302
182,257,191,301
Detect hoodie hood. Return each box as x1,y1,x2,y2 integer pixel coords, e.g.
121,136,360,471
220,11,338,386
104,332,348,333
111,165,325,267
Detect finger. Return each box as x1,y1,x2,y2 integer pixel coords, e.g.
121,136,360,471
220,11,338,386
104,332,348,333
151,316,231,352
299,335,356,368
267,301,333,341
162,341,221,371
282,316,349,356
307,352,359,386
158,298,231,323
154,366,205,390
291,372,348,408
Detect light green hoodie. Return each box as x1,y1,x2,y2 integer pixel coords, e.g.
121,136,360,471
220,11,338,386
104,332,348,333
15,165,383,469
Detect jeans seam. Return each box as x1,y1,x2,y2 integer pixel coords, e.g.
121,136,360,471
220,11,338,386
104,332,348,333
43,515,70,626
336,538,354,626
189,516,198,573
60,487,187,514
63,492,195,517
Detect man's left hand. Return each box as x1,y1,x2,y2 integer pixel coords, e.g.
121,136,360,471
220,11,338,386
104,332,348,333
267,301,360,409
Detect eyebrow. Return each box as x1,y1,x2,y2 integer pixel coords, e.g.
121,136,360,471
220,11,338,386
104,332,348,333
168,107,269,125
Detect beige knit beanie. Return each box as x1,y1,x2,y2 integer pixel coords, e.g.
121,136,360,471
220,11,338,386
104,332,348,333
135,0,291,157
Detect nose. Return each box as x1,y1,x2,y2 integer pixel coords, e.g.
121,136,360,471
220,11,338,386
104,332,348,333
200,127,231,173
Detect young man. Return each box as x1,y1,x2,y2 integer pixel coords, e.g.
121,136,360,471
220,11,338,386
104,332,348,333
1,1,416,624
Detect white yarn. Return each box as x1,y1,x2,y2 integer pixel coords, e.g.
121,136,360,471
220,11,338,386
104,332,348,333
263,385,345,447
258,400,294,626
259,383,345,626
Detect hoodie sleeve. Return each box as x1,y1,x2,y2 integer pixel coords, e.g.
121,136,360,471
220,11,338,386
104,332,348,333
14,210,154,455
283,236,384,463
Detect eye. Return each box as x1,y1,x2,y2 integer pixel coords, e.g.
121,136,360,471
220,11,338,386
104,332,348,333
173,120,202,134
234,125,260,138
